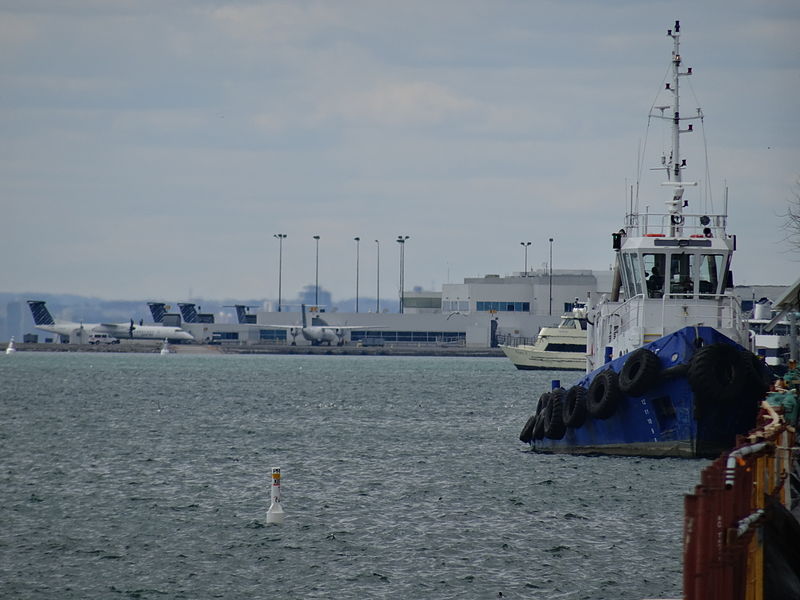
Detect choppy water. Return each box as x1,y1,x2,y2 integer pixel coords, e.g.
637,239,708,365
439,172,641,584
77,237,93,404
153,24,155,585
0,352,703,599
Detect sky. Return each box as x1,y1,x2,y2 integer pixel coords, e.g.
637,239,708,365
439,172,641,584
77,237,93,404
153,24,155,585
2,0,799,304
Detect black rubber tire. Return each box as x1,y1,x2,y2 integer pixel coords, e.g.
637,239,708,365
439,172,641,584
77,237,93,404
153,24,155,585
563,385,588,428
532,413,546,440
688,343,746,401
740,349,772,398
618,348,661,396
519,414,537,443
543,388,567,439
535,391,550,416
587,369,621,419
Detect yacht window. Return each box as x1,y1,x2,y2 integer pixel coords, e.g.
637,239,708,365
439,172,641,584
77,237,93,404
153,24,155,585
643,253,666,298
698,254,725,296
669,253,695,296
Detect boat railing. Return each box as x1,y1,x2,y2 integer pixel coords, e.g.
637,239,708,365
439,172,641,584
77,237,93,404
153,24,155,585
624,211,728,238
497,334,537,347
598,293,744,345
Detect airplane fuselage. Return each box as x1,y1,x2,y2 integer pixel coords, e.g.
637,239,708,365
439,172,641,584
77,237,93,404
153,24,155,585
299,326,340,345
34,322,194,342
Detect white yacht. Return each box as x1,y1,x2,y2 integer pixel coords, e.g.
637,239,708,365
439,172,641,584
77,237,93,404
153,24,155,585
500,306,587,370
747,298,795,372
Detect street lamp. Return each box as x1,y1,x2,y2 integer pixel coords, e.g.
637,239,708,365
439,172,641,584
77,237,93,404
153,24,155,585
520,241,531,276
313,235,320,307
549,237,554,316
354,237,360,313
396,235,409,314
375,239,380,313
273,233,287,312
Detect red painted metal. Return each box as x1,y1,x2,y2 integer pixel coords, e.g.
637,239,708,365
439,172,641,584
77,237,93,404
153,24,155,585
683,413,793,600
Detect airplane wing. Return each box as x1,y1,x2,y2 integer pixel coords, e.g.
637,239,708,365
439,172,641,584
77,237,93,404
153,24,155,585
323,325,383,330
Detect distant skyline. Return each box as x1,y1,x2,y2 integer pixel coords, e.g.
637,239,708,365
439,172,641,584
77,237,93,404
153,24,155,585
2,1,798,302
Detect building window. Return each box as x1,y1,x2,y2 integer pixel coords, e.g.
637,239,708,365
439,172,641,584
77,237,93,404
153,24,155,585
259,329,286,341
476,301,530,312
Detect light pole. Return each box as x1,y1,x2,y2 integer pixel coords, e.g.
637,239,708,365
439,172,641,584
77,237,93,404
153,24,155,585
273,233,287,312
375,239,380,313
520,241,531,276
549,237,554,316
354,237,360,313
313,235,320,307
396,235,409,313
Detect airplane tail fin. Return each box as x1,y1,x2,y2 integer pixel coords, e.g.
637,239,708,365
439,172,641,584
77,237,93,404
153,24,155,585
27,300,56,326
178,303,198,323
148,302,168,323
233,305,257,324
233,305,248,324
301,304,307,328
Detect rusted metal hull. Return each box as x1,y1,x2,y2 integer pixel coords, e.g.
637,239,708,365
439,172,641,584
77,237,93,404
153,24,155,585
682,406,798,599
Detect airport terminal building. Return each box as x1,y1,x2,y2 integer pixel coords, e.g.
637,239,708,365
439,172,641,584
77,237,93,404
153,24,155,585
176,269,613,347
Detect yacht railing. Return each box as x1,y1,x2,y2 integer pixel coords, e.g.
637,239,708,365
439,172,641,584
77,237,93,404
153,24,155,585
497,334,537,347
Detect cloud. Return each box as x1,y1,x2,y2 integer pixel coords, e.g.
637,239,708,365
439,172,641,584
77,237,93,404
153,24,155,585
316,80,480,127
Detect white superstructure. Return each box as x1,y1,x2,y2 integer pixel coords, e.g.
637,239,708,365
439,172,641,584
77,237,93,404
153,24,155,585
585,21,750,372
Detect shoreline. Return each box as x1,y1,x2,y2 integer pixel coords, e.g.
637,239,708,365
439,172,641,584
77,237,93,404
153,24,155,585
2,342,505,358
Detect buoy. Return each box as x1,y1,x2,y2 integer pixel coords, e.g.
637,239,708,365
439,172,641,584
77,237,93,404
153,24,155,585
266,467,284,524
5,337,16,354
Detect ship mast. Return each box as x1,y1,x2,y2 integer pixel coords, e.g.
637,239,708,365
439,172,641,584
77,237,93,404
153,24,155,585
662,21,697,236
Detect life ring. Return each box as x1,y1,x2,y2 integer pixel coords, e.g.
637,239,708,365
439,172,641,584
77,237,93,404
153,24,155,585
587,370,621,419
519,414,537,443
618,348,661,396
544,388,567,440
563,385,588,428
687,343,745,401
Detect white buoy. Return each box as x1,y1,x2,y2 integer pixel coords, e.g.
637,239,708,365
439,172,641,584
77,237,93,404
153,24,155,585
266,467,284,524
159,338,170,355
5,337,16,354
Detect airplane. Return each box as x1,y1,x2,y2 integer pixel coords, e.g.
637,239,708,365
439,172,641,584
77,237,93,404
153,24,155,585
27,300,195,343
265,304,381,346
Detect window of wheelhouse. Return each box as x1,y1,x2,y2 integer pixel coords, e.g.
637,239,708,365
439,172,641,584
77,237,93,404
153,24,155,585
698,254,726,296
669,253,695,296
621,252,644,298
643,253,666,298
559,317,588,330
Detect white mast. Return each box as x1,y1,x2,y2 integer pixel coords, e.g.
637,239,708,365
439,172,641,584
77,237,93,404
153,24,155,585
662,21,697,236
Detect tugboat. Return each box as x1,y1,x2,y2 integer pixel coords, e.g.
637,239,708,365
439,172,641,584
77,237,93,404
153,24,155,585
519,22,770,458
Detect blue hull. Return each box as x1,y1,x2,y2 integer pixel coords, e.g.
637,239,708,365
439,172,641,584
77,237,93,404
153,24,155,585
524,327,768,458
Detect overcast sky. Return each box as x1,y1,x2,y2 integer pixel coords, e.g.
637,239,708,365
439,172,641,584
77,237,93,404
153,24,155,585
2,0,798,304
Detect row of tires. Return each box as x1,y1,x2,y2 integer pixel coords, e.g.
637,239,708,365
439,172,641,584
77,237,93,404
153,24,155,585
519,343,771,443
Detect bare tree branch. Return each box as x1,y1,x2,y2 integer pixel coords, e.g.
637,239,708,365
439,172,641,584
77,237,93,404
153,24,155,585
780,177,800,253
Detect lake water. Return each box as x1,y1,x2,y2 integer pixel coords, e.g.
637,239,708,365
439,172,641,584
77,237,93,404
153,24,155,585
0,352,703,599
